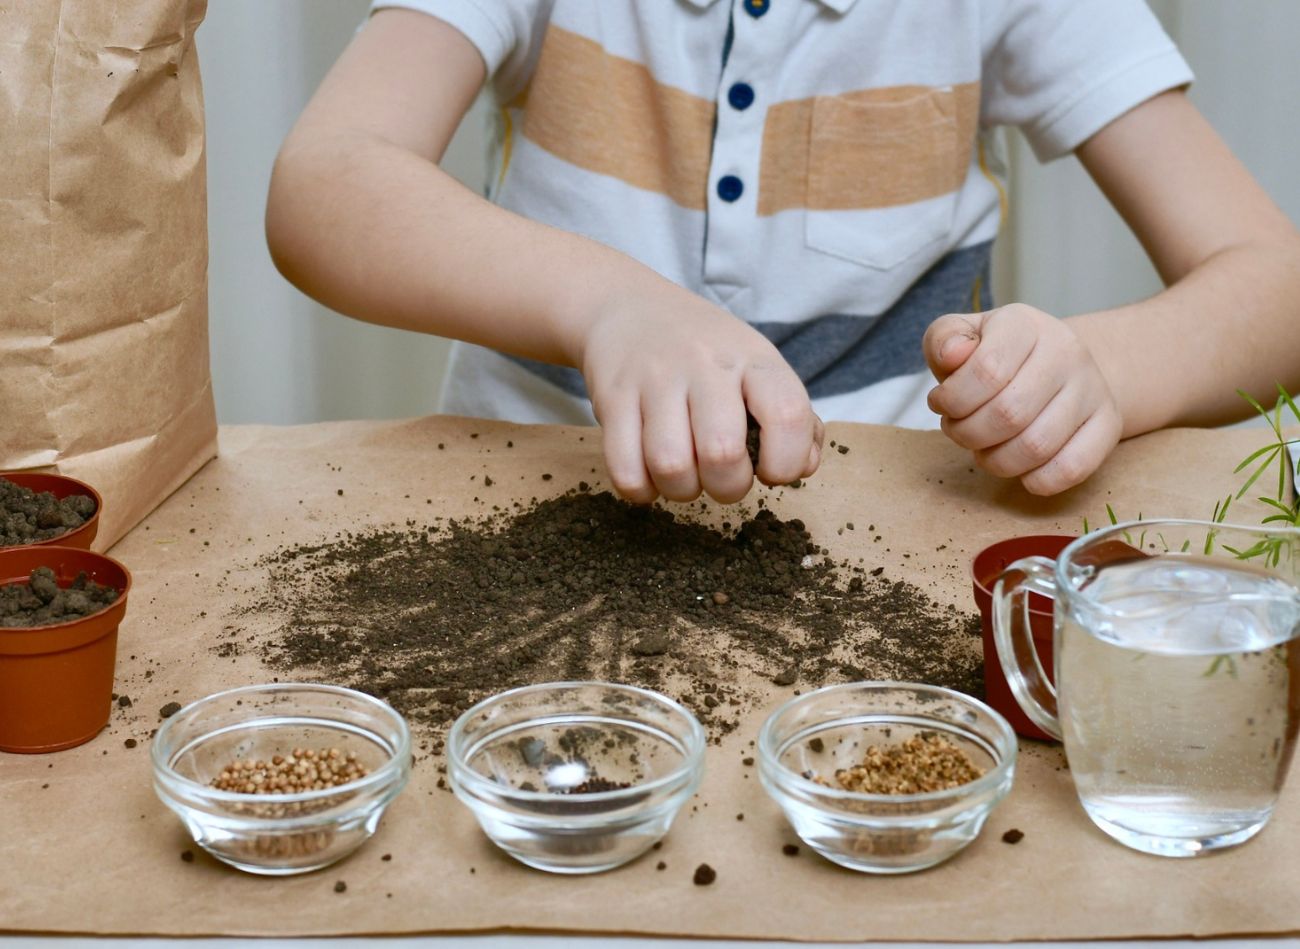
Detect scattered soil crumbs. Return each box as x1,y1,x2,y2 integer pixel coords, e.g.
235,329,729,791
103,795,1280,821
247,489,981,739
814,733,985,794
0,567,118,628
0,478,95,547
693,863,717,886
562,777,632,794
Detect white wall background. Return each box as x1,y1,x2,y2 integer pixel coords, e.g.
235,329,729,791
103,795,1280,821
199,1,1300,426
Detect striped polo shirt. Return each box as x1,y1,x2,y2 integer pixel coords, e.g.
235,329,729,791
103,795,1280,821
372,0,1192,428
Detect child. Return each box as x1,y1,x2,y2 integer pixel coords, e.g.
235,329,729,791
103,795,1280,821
265,1,1300,504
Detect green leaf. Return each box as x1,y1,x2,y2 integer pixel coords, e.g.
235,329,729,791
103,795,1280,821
1106,503,1118,525
1280,384,1300,425
1239,388,1284,439
1258,497,1296,517
1232,442,1280,475
1235,449,1280,499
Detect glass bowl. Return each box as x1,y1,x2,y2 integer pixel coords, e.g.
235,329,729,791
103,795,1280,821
759,682,1016,874
152,683,411,875
448,681,705,874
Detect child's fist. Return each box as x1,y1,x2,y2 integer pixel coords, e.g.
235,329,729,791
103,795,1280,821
923,304,1122,495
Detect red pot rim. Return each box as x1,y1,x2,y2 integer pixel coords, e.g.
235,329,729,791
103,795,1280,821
0,546,131,653
971,534,1077,618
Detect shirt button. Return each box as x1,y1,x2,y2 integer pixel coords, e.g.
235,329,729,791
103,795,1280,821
743,0,769,18
717,175,744,202
727,82,755,111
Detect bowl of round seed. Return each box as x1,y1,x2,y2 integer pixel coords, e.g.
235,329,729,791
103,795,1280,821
152,683,411,875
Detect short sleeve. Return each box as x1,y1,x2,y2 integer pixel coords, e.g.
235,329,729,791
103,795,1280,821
980,0,1194,161
370,0,550,97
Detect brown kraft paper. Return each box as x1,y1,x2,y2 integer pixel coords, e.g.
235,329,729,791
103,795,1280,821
0,419,1297,940
0,0,217,550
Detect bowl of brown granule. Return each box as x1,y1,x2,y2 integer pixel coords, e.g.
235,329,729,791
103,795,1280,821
152,683,411,875
758,682,1016,874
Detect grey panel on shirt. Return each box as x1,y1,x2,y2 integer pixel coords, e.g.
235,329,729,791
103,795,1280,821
506,239,994,402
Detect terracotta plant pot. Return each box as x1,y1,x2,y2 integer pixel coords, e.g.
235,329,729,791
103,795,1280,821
1,471,102,550
0,546,131,753
970,535,1075,742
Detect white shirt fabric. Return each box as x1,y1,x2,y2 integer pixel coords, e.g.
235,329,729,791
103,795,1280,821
371,0,1192,428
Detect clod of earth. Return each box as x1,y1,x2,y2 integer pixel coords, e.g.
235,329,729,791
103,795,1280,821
0,478,95,547
159,702,182,719
0,567,118,628
244,488,981,739
693,863,717,885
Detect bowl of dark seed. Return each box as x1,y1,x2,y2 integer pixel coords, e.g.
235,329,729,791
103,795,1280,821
152,683,411,875
448,682,705,874
1,472,102,550
758,682,1016,874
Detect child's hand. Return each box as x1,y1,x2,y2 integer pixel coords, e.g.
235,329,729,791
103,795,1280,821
923,304,1123,495
578,288,822,505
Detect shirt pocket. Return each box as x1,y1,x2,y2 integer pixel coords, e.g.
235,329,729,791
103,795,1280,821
804,87,963,271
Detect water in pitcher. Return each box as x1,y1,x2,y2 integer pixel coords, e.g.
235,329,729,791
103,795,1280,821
1058,553,1300,855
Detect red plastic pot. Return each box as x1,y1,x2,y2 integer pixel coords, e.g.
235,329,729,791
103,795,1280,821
1,472,102,550
0,546,130,753
970,535,1075,742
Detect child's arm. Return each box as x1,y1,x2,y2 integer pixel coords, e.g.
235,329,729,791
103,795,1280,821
924,90,1300,495
265,10,821,505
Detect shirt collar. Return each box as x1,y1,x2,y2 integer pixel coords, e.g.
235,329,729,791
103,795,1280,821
681,0,859,12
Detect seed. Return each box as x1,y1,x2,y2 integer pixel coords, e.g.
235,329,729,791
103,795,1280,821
208,747,370,795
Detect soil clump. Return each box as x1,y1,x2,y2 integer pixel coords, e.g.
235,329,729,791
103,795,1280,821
0,478,95,547
248,489,981,739
0,567,118,627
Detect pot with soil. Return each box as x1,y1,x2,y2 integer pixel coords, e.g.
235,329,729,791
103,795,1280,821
1,472,102,550
971,535,1075,741
0,545,130,753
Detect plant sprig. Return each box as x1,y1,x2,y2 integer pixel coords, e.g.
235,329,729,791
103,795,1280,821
1083,383,1300,568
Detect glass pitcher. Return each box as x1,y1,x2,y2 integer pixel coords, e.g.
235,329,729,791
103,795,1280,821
993,519,1300,857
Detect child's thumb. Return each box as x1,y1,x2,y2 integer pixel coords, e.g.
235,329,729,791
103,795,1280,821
923,313,983,382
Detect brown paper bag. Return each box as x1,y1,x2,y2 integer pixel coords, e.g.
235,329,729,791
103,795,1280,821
0,0,216,551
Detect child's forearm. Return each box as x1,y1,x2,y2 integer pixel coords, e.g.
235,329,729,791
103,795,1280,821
1069,234,1300,437
266,129,660,370
1068,89,1300,437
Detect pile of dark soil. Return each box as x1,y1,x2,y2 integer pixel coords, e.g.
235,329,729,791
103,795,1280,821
0,567,119,628
0,478,96,547
249,488,980,738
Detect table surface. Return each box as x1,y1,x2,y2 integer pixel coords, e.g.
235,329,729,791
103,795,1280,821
4,420,1299,944
3,940,1298,948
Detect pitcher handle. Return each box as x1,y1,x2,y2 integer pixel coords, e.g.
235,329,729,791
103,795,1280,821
992,556,1062,741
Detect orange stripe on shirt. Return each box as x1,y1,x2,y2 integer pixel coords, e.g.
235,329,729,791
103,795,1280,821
521,26,716,211
759,83,981,216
